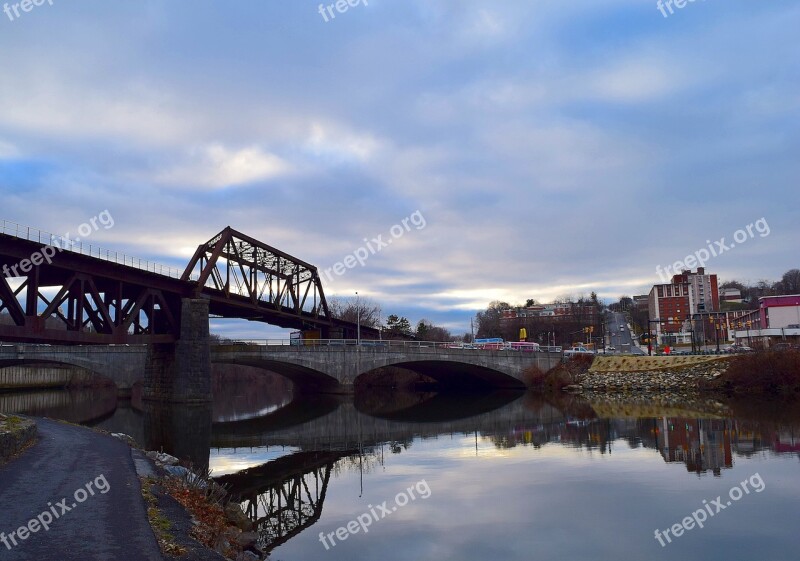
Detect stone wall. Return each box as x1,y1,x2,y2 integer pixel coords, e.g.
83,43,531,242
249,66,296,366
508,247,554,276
0,415,37,463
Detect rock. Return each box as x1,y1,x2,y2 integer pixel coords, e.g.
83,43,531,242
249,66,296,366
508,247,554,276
111,433,137,447
146,451,179,465
236,531,259,549
236,551,260,561
225,503,253,532
163,465,191,478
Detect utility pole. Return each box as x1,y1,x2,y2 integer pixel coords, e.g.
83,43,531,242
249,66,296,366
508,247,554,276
355,291,361,347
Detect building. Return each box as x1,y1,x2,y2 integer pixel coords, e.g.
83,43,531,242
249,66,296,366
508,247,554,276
648,279,693,344
500,303,599,324
720,287,743,304
674,267,720,313
647,268,720,344
732,295,800,347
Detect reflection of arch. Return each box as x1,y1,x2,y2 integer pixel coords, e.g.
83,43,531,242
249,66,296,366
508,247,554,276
356,360,526,391
217,451,351,554
210,358,339,392
211,394,342,441
0,387,118,425
355,390,523,423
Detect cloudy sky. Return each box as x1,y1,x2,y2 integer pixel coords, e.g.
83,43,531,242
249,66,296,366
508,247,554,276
1,0,798,337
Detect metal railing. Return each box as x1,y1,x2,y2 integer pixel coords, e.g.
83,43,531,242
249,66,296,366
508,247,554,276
0,219,198,280
212,339,563,353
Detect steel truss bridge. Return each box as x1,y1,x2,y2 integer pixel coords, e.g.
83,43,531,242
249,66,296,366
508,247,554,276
0,221,374,344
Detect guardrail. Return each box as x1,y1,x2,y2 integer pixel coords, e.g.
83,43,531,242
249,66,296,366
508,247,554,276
211,339,563,353
0,219,198,280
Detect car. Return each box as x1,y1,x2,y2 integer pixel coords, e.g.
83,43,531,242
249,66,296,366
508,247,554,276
564,346,595,357
724,345,753,353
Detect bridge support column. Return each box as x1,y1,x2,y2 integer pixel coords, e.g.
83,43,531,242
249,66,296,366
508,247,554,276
143,298,211,403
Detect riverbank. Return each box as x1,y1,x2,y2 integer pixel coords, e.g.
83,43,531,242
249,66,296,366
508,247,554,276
574,356,731,392
531,350,800,396
0,416,255,560
0,413,36,463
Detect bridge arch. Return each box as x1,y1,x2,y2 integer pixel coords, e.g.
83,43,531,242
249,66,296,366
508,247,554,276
210,357,341,393
0,358,116,388
356,359,527,391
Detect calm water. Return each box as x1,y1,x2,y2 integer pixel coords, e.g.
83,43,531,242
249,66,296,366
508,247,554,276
1,385,798,561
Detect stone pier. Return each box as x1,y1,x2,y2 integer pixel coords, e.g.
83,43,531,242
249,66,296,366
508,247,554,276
143,298,212,403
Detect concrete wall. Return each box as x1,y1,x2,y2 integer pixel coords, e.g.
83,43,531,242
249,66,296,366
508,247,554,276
0,344,147,394
0,365,95,390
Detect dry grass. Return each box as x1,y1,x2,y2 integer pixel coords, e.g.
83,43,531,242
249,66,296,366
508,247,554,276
589,355,732,373
704,349,800,394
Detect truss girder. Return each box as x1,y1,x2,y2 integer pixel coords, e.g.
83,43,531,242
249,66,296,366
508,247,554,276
181,227,330,323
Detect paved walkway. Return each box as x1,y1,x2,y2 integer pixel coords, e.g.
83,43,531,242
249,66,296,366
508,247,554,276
0,418,163,560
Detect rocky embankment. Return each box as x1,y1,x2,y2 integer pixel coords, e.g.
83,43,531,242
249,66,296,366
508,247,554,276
0,413,37,463
565,355,733,394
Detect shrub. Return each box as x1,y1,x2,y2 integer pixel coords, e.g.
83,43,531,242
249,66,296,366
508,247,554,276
711,349,800,394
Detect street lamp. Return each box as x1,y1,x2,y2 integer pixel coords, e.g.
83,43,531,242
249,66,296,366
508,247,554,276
355,291,361,347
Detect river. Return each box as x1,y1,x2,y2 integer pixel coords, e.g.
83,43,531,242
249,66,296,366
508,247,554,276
1,383,798,560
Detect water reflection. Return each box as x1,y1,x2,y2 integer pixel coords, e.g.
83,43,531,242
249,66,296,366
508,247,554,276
3,383,800,560
217,451,350,554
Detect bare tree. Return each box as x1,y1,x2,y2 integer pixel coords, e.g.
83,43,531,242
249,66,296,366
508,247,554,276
781,269,800,294
327,296,382,328
416,319,452,342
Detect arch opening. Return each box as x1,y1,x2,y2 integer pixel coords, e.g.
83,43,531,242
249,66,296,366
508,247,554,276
211,358,340,393
355,360,526,392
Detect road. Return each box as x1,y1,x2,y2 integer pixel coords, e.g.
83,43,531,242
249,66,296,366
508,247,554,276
605,312,645,355
0,418,163,561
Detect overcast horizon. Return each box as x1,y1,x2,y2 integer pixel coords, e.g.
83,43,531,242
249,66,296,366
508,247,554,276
1,0,798,338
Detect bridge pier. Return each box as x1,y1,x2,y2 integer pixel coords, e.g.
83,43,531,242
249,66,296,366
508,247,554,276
143,298,212,403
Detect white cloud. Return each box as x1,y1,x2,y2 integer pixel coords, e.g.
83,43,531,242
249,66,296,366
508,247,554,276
304,122,382,164
154,144,291,189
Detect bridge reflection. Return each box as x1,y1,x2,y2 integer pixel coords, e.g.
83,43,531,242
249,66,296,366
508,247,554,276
216,451,351,554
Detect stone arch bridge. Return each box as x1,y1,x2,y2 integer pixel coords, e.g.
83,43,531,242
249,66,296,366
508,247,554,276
211,341,561,392
0,342,561,396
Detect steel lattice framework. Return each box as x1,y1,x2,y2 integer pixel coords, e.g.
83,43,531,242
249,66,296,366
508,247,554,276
0,233,182,344
182,227,331,331
0,224,374,344
216,451,348,554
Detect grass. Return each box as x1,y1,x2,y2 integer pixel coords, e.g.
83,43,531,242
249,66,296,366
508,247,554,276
589,355,732,373
141,477,187,557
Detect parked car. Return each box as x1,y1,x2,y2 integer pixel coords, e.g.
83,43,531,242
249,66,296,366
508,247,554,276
724,345,753,353
564,346,594,357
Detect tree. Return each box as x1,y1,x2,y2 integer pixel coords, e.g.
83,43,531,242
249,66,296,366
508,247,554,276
781,269,800,294
416,319,452,342
524,298,537,307
385,314,412,337
328,296,381,327
475,301,510,339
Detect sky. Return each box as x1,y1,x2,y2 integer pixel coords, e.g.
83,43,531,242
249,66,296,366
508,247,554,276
0,0,798,338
